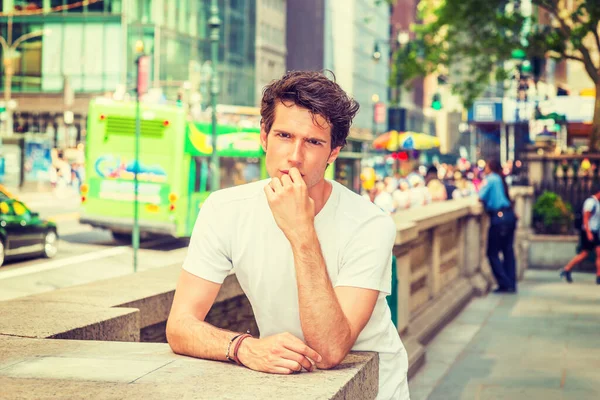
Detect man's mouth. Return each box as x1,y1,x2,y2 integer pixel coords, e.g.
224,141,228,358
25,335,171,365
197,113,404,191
280,170,305,177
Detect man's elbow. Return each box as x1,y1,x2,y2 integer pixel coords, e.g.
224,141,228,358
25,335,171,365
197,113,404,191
165,316,184,355
317,351,348,370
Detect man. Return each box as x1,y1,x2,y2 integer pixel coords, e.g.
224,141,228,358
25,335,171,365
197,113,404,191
166,70,410,399
560,189,600,284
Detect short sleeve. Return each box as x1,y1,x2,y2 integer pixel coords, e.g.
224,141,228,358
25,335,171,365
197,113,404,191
182,195,233,283
583,198,595,213
335,214,396,295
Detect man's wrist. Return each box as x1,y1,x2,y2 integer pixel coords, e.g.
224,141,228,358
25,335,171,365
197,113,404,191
236,337,256,366
287,225,318,250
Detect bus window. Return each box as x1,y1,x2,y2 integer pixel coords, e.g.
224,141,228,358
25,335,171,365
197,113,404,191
193,157,209,193
219,157,261,189
194,157,261,192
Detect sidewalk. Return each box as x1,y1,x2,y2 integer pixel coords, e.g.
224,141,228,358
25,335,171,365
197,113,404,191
409,269,600,400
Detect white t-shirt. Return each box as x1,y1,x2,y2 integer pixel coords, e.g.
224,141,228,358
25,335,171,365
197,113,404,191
582,196,600,231
183,179,410,400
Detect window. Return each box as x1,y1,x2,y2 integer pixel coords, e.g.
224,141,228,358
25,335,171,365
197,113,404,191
12,201,29,217
195,157,262,192
0,202,13,216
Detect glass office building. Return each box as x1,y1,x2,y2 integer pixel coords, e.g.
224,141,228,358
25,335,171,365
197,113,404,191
0,0,256,105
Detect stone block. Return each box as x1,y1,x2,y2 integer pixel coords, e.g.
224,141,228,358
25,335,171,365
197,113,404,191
0,336,380,400
0,301,140,341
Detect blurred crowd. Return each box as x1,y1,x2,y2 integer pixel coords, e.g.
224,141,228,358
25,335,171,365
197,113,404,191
361,161,489,214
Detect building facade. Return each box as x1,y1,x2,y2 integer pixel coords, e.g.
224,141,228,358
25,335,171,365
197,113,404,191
254,0,286,106
286,0,390,136
389,0,438,137
0,0,256,147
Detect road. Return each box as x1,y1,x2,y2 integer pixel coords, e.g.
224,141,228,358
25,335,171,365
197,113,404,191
0,188,190,301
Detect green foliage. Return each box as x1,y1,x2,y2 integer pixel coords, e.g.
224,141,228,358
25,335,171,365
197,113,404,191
392,0,600,109
533,191,574,234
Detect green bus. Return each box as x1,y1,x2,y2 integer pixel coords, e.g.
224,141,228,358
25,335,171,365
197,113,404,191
80,98,269,239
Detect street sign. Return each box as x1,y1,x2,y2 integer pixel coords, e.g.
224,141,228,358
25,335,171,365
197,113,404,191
374,102,386,124
137,55,151,96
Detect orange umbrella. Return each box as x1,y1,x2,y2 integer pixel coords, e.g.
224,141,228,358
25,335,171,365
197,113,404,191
373,130,400,150
373,131,440,151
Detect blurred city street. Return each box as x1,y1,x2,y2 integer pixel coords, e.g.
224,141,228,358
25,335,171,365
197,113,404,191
0,187,189,301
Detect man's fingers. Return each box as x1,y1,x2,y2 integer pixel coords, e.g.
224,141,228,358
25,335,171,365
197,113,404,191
277,359,304,373
264,184,276,201
270,177,283,191
289,168,304,185
283,341,323,363
280,173,293,187
280,349,314,372
270,367,294,375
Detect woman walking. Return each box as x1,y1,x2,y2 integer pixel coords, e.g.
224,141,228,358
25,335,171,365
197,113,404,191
479,159,518,293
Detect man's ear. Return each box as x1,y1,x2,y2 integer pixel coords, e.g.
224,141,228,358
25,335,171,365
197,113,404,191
260,123,268,152
327,146,342,165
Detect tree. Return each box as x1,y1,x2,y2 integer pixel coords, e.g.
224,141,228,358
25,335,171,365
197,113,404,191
393,0,600,151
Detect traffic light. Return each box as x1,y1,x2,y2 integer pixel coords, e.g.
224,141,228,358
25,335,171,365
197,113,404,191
431,93,442,110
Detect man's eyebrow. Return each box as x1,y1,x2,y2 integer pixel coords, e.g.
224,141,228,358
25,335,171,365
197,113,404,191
305,137,328,143
272,129,329,143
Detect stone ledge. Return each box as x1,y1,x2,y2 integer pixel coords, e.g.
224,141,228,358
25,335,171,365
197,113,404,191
395,198,478,232
0,336,379,400
407,278,475,346
401,334,426,379
0,301,140,341
0,266,250,341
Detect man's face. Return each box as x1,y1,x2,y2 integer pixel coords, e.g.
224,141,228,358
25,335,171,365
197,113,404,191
261,101,341,189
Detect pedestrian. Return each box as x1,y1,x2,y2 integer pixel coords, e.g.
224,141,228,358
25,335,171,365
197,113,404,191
166,70,409,399
425,165,448,202
479,159,518,293
407,172,430,208
560,189,600,284
392,178,411,211
372,180,395,214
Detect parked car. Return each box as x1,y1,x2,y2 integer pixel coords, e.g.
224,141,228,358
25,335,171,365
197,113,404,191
0,198,58,267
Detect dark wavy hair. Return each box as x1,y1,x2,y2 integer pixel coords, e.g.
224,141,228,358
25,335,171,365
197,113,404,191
260,70,360,149
487,159,511,203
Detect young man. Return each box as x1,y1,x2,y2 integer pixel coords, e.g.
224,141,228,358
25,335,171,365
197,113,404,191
166,71,409,399
560,190,600,284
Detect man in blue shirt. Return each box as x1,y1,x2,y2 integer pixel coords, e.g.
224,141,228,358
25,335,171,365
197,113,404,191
479,160,517,293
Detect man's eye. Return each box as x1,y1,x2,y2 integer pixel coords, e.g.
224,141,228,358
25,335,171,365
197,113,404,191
277,133,290,138
308,140,322,146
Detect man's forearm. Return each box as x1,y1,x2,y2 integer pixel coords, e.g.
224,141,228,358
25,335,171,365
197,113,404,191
290,229,352,368
166,313,242,362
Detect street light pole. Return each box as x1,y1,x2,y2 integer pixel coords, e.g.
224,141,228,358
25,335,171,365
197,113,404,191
208,0,221,191
133,41,149,273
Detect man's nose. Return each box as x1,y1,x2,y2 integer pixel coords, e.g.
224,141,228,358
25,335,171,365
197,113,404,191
288,142,304,166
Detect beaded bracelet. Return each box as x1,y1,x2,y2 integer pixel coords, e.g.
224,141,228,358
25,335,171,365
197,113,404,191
225,329,251,363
